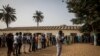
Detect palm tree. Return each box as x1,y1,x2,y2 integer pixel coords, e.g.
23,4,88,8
0,4,16,28
33,10,44,27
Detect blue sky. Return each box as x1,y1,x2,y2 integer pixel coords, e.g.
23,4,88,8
0,0,75,28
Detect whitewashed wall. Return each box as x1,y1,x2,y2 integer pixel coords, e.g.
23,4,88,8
0,29,82,36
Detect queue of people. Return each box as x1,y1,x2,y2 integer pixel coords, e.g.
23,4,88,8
0,31,97,56
62,35,95,45
0,32,57,56
0,34,6,47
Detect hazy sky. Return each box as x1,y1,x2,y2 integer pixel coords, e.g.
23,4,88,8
0,0,75,28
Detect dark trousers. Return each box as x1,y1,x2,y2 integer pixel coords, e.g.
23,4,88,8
7,46,13,56
35,43,38,50
18,43,22,54
42,42,46,48
13,44,18,56
0,42,1,47
29,43,32,52
32,43,36,51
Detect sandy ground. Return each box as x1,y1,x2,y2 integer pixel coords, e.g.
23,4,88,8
0,43,100,56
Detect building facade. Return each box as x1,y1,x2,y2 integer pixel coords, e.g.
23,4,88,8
0,25,82,36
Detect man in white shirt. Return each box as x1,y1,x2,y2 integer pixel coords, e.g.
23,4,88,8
13,33,19,56
56,30,64,56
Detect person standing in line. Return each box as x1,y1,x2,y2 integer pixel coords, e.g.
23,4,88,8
0,36,1,47
26,33,30,53
70,35,73,44
1,35,3,47
44,34,46,48
32,34,36,52
35,34,38,50
64,35,67,44
22,33,27,53
38,34,42,49
29,33,32,52
13,33,19,56
49,36,52,46
46,35,49,47
56,30,64,56
41,34,44,48
52,36,56,45
2,34,6,47
17,32,22,54
6,33,14,56
41,34,46,48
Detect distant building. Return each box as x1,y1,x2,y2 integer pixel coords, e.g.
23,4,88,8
0,25,82,36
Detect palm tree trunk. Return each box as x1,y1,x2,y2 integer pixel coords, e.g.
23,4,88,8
6,22,9,28
37,22,39,27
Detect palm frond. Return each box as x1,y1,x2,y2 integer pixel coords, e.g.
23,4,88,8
33,10,44,26
0,4,16,28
